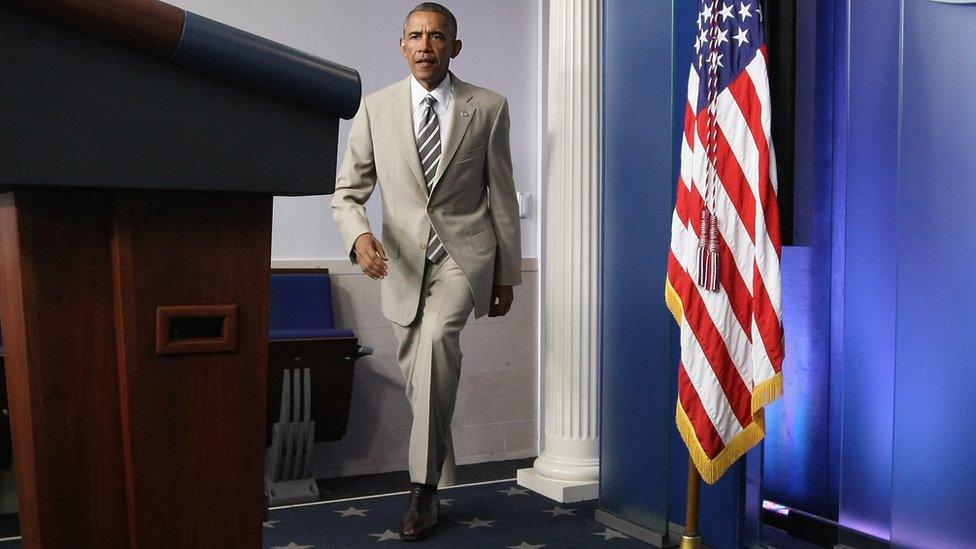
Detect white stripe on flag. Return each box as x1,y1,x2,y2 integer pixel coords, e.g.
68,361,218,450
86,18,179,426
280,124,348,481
687,65,700,116
676,243,755,393
745,53,775,162
714,88,761,206
680,322,745,445
750,318,778,388
683,130,756,296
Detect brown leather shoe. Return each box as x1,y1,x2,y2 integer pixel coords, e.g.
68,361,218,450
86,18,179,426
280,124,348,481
399,483,439,541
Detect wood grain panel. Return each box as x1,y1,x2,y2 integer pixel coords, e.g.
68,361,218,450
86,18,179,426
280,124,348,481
0,188,273,547
112,190,271,548
0,190,129,548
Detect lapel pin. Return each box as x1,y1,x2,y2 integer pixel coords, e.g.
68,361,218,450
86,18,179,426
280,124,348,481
460,111,469,117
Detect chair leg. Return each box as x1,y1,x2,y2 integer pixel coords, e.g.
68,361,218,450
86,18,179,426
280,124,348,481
265,367,319,506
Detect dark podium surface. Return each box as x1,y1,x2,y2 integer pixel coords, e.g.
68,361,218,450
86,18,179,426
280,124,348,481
0,1,360,547
0,4,359,196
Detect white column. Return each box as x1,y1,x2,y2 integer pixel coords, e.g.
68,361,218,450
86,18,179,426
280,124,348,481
518,0,601,504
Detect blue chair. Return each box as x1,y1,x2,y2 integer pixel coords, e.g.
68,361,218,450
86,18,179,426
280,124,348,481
269,273,355,341
264,270,370,506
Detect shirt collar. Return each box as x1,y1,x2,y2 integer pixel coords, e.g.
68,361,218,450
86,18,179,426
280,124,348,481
410,73,452,110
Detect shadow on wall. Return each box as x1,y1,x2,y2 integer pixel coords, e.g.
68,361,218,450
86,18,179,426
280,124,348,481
312,282,414,478
313,268,540,479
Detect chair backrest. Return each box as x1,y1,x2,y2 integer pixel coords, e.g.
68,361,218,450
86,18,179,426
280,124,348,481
269,271,347,340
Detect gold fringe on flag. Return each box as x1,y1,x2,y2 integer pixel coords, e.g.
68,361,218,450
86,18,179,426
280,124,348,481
665,278,785,484
676,372,783,485
665,278,684,326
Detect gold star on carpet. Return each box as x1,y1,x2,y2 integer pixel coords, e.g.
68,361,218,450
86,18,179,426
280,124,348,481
542,506,576,517
592,527,629,540
498,486,529,496
368,529,401,542
439,498,454,506
506,542,546,549
263,519,281,528
334,506,369,517
271,543,314,549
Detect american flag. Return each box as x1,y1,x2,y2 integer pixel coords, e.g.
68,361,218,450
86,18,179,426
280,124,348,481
665,0,785,484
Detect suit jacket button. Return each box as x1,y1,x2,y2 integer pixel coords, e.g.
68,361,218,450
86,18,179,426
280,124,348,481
427,206,434,214
420,241,427,250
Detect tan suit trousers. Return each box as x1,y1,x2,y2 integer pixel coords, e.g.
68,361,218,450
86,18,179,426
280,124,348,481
392,255,474,486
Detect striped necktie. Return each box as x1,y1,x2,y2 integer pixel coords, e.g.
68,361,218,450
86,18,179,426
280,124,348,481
417,95,446,263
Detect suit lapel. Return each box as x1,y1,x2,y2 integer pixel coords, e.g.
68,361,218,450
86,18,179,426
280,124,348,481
431,75,476,190
391,77,427,193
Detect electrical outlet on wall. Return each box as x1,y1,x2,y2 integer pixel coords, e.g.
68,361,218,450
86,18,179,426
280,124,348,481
517,192,533,219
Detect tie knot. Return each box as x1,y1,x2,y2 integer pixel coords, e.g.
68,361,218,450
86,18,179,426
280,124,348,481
422,95,436,107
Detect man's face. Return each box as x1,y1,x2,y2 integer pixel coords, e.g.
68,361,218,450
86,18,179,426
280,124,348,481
400,11,462,91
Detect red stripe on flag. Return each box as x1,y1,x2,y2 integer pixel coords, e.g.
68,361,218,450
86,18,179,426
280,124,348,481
727,53,785,367
684,101,695,151
668,252,754,428
695,108,758,244
675,176,704,231
753,267,785,373
679,364,725,459
714,127,757,244
719,238,753,342
694,103,715,164
728,62,782,258
674,181,753,340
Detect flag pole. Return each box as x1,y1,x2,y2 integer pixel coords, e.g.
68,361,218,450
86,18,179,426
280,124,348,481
680,456,703,549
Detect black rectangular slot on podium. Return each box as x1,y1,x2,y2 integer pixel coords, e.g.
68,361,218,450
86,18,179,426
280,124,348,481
156,304,238,355
170,316,224,340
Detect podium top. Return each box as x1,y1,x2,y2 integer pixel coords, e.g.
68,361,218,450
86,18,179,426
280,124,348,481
0,0,360,195
3,0,361,120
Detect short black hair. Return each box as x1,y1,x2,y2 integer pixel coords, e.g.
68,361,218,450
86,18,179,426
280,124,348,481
404,2,458,39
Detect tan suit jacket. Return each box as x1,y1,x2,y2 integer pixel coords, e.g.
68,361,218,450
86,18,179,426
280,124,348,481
331,74,522,326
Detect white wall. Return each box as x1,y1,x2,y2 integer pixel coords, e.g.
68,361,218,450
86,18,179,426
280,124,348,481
167,0,542,260
311,261,539,478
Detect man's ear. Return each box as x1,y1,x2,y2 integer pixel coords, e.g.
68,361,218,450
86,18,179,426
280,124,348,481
451,39,463,59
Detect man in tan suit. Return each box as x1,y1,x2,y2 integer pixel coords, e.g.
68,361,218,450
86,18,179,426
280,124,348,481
330,2,521,540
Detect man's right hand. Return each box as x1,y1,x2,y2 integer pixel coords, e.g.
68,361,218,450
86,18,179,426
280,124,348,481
354,233,388,279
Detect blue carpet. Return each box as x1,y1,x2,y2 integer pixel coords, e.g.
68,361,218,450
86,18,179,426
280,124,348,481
0,479,646,547
264,479,645,548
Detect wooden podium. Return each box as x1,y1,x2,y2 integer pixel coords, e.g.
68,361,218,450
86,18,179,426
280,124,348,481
0,1,360,547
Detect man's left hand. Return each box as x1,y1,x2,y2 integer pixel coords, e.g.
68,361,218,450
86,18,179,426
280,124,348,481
489,285,514,317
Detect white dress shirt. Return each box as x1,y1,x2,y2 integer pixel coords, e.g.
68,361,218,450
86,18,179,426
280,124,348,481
410,73,454,151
